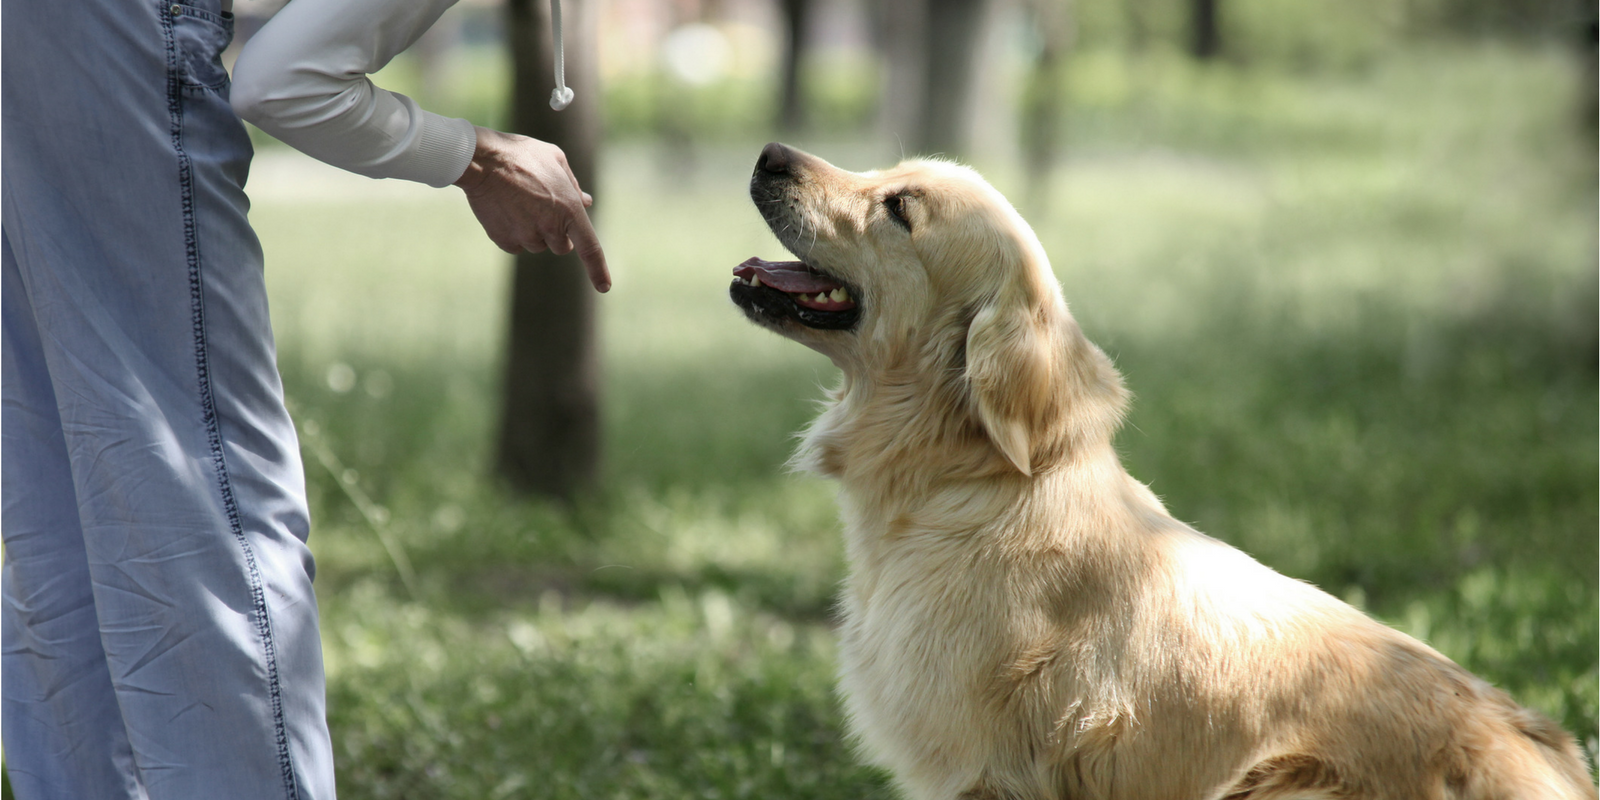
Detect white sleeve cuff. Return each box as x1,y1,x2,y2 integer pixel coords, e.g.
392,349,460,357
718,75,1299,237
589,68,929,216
408,112,477,188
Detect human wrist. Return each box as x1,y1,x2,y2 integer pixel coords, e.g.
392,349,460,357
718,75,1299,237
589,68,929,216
453,126,501,192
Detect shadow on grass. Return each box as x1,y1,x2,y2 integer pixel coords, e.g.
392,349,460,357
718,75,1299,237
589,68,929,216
1108,279,1597,597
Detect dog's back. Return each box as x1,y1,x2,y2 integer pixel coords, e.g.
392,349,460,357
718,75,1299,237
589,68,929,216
1445,695,1595,800
1156,531,1597,800
1025,515,1597,800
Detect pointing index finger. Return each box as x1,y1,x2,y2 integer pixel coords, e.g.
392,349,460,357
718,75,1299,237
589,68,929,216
566,210,610,293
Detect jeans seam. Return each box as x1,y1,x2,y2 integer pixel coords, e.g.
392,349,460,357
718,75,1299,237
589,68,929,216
171,3,232,26
162,3,301,798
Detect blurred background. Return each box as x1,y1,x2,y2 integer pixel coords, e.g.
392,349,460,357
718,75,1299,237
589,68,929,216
59,0,1600,797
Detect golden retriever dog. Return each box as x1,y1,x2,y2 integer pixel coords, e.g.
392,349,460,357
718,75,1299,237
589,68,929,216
728,142,1596,800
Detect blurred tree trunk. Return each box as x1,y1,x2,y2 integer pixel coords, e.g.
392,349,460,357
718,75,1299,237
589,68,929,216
1190,0,1221,60
916,0,989,157
1021,0,1073,213
498,0,602,500
777,0,813,132
1579,15,1597,135
1124,0,1149,53
872,0,926,149
873,0,987,159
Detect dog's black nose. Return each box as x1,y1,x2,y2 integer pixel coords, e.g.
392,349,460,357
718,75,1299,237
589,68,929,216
757,142,797,176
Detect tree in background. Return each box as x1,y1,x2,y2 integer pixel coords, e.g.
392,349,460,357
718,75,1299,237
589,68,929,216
777,0,814,132
919,0,991,157
874,0,991,159
1190,0,1221,59
872,0,925,151
1020,0,1074,213
1581,14,1596,135
499,0,603,501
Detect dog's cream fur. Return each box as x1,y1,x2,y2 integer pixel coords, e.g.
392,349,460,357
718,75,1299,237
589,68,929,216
738,145,1596,800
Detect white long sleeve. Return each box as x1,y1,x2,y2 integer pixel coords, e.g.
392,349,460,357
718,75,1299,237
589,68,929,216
230,0,477,188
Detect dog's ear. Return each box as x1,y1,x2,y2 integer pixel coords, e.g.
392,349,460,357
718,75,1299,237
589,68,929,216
965,296,1057,476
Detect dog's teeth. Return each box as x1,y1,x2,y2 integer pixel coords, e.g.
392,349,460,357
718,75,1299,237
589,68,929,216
829,288,845,302
837,287,851,301
817,293,829,303
750,275,762,287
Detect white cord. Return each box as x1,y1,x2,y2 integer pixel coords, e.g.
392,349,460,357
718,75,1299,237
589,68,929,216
549,0,574,110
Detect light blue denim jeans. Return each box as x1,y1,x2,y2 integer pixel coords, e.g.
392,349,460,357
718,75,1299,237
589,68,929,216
2,2,336,798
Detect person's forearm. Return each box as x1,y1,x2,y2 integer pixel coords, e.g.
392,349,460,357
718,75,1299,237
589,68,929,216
230,0,475,187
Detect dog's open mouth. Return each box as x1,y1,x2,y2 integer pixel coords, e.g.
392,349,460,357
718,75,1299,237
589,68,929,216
729,257,860,330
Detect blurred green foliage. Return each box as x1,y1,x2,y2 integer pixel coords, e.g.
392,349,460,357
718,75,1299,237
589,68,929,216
1077,0,1590,65
289,0,1594,147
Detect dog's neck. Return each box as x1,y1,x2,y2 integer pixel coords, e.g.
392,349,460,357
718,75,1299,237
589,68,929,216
793,316,1136,512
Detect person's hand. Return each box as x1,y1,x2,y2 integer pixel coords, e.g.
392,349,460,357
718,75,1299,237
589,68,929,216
454,126,610,292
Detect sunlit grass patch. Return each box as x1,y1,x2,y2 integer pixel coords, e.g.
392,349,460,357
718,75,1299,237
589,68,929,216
321,581,891,800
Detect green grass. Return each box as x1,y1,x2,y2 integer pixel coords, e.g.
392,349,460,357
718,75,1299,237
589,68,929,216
238,44,1598,798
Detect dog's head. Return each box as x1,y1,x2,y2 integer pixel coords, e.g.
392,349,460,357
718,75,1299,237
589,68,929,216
731,143,1126,478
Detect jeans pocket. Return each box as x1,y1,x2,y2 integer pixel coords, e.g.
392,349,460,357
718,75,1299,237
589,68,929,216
171,4,234,92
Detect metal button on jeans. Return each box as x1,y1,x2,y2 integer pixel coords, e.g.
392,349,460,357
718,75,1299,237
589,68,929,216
170,4,182,15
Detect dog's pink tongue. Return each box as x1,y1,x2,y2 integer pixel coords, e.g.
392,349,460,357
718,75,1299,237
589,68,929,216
734,257,842,293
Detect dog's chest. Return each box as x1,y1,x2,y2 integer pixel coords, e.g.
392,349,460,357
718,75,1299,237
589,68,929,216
834,519,1015,776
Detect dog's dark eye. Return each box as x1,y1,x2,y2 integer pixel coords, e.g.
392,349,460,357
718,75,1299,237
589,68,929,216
883,193,912,231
